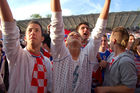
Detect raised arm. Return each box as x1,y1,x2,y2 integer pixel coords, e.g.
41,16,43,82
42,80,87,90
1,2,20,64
51,0,61,12
0,0,14,22
87,0,111,64
0,0,22,66
99,0,111,19
50,0,68,59
91,0,111,38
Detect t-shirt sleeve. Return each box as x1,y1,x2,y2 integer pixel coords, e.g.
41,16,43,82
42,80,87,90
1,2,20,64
119,57,137,88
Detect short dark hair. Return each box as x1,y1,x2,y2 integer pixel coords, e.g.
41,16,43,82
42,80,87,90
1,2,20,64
42,34,51,48
129,34,134,37
76,22,89,32
26,20,44,35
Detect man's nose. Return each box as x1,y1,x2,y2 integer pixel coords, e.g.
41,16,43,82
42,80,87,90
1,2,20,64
84,27,88,31
30,30,36,35
84,29,89,34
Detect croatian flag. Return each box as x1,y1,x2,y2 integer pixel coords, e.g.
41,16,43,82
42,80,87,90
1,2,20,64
64,29,71,42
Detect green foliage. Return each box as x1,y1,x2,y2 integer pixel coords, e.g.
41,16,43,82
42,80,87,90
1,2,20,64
30,14,42,19
137,8,140,11
46,14,52,18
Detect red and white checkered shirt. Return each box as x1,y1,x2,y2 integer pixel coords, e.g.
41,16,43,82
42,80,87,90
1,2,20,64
30,52,48,93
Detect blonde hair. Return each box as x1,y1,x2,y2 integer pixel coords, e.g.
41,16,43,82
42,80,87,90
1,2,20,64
111,26,129,49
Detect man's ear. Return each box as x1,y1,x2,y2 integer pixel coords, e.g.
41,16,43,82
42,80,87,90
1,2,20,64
114,39,116,44
65,41,68,47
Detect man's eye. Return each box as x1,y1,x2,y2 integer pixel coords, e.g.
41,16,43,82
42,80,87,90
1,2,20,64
36,29,39,32
81,27,85,29
81,27,89,30
28,29,32,32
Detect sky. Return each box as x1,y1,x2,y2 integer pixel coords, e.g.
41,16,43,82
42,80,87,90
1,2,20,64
8,0,140,20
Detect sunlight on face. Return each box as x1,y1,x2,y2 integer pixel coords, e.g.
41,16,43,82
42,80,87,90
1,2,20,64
129,36,135,43
78,24,90,41
101,36,108,48
67,32,83,47
25,23,43,47
67,32,82,41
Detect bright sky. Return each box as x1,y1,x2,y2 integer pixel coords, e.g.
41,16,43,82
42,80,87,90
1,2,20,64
8,0,140,20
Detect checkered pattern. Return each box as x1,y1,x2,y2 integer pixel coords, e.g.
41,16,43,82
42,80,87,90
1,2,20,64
31,55,48,93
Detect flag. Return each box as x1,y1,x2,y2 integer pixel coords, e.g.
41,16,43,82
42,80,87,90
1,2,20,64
64,29,71,42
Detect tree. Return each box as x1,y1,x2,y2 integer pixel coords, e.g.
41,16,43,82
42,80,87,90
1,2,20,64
137,7,140,11
30,14,42,19
46,14,52,18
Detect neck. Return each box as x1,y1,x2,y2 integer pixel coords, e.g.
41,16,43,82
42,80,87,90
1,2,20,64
68,46,81,60
26,45,41,55
82,39,88,45
99,47,106,52
114,46,125,57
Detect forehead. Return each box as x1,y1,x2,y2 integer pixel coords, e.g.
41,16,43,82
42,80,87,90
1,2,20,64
79,24,89,28
129,35,134,39
68,32,80,36
27,23,41,29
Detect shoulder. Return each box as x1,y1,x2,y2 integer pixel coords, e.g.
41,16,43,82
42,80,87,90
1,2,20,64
118,55,136,68
119,52,134,63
